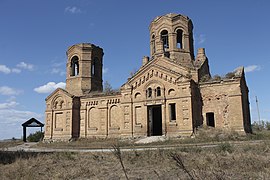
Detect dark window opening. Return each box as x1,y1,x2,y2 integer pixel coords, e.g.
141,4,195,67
92,58,97,76
169,103,176,121
177,29,183,49
161,30,169,51
206,112,215,127
147,87,152,98
156,87,161,97
71,56,79,76
151,35,156,54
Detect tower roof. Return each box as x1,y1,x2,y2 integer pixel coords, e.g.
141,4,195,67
67,43,103,54
149,13,191,29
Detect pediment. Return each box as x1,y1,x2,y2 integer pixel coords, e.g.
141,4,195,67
45,88,73,102
123,58,191,90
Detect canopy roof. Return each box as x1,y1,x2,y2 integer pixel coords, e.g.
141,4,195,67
22,118,44,127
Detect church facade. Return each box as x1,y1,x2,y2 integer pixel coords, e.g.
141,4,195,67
44,13,252,141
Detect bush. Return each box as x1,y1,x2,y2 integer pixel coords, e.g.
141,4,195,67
27,131,44,142
212,75,221,81
225,72,235,79
218,142,234,153
265,122,270,130
252,121,270,131
200,74,211,82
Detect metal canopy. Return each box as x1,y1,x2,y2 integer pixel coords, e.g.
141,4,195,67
22,118,44,142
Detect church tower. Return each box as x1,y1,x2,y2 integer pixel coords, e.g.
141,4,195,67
66,43,104,96
149,13,195,66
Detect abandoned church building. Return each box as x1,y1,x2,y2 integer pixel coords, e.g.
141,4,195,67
44,13,252,140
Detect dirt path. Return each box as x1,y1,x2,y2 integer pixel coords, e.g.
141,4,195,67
4,140,266,153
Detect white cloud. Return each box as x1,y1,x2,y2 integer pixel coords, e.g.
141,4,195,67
0,101,19,109
50,61,65,76
51,68,66,76
0,109,42,124
245,65,261,73
34,82,66,93
0,86,22,96
52,62,64,67
65,6,82,14
0,62,34,74
12,68,21,73
0,109,43,139
0,65,11,74
16,62,34,71
197,34,206,44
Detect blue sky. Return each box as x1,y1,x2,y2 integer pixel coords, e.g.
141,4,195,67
0,0,269,139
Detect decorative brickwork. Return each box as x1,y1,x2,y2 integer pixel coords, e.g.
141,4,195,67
44,13,251,141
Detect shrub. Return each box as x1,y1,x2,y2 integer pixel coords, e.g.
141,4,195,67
252,121,266,131
218,142,234,153
265,122,270,130
212,75,221,81
225,72,235,79
27,131,44,142
200,74,211,82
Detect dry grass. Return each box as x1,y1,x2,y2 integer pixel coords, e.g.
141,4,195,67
1,129,270,179
35,128,270,150
1,141,270,179
0,140,23,150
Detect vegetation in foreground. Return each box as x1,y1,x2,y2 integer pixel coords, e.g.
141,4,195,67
36,124,270,149
1,123,270,179
1,141,270,179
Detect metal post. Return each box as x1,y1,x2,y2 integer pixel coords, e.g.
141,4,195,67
255,96,261,125
23,126,26,142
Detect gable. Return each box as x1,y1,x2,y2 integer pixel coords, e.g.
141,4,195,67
46,88,73,101
124,57,191,91
22,118,44,127
45,88,74,110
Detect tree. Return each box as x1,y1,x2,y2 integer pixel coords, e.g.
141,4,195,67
27,131,44,142
104,81,113,94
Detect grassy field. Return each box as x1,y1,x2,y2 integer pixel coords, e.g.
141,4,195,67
35,127,270,149
1,128,270,179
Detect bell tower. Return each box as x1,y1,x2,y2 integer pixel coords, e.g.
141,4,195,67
66,43,104,96
149,13,195,66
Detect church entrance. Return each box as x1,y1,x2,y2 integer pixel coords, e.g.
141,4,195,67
147,105,162,136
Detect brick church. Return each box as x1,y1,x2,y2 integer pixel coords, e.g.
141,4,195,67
44,13,252,141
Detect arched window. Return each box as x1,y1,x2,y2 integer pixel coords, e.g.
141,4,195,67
156,87,161,97
147,87,152,98
59,101,64,109
151,34,156,54
54,101,58,109
176,29,183,49
71,56,79,76
161,30,169,51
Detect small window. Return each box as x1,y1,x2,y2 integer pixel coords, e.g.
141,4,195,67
168,89,175,96
71,56,79,76
135,92,141,99
176,29,183,49
169,103,176,121
206,112,215,127
147,87,152,98
161,30,169,51
59,101,64,109
151,34,156,54
156,87,161,97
